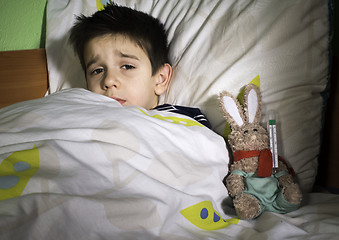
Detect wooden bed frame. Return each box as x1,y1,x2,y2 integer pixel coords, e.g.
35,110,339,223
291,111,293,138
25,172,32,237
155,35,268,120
0,49,338,192
0,49,48,108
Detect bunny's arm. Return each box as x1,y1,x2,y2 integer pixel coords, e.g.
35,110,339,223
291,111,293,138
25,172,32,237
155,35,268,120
276,159,302,205
226,161,245,197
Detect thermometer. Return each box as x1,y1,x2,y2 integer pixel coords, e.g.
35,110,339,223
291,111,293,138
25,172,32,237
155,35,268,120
268,111,278,172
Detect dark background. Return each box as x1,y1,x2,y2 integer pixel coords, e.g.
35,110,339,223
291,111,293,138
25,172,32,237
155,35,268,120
317,0,339,193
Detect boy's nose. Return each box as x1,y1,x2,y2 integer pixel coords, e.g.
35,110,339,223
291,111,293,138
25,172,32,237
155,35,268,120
104,72,120,89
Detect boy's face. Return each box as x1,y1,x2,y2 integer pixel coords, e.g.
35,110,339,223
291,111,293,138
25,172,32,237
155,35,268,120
83,34,171,110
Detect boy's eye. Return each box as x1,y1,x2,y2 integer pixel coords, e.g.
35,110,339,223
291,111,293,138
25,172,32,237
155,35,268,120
121,64,135,70
92,68,104,75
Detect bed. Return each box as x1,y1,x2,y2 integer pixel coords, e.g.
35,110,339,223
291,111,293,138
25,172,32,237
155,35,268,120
1,0,339,239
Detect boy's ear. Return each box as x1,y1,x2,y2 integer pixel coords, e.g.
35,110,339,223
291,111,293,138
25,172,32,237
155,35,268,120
154,63,172,96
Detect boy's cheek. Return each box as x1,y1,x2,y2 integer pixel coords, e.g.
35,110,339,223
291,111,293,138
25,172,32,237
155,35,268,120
87,80,95,91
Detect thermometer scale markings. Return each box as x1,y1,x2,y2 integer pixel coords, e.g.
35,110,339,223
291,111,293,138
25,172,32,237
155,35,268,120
269,119,278,170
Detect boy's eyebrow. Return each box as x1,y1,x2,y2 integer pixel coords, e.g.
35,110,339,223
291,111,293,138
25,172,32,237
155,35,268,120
85,52,140,70
119,51,139,61
85,57,99,70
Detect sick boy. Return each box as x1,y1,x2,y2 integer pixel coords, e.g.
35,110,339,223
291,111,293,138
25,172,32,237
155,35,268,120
69,2,211,128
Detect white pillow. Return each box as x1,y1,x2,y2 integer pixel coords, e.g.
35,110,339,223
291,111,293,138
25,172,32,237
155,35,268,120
46,0,330,192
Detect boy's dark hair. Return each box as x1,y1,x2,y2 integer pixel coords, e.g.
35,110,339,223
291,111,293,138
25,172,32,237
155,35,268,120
69,2,170,75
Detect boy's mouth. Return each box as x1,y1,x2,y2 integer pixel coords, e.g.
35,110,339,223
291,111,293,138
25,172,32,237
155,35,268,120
110,96,126,105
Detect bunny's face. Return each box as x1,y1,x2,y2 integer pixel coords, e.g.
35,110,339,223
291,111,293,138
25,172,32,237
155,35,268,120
219,84,268,152
228,123,269,152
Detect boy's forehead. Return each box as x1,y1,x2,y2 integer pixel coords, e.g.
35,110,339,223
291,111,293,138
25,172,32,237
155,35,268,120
85,34,149,58
83,34,152,66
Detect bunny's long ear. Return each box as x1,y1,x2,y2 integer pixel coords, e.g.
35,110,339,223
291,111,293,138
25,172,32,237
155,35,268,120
243,84,261,124
219,91,245,128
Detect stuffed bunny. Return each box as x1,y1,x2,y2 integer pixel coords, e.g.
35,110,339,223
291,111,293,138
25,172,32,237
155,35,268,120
219,84,302,220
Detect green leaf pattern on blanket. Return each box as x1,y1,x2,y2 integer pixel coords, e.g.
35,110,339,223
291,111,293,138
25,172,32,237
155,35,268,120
180,201,239,230
0,146,39,200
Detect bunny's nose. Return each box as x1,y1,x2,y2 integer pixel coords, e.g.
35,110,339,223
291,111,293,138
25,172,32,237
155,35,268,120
250,135,257,141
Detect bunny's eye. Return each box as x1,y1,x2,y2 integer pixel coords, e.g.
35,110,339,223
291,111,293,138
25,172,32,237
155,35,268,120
244,130,249,134
253,128,258,132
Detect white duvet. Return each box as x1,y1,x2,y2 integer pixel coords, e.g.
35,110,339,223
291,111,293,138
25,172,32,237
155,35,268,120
0,89,234,239
1,89,339,239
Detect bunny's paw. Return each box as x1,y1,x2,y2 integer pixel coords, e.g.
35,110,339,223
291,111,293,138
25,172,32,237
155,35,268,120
233,193,261,220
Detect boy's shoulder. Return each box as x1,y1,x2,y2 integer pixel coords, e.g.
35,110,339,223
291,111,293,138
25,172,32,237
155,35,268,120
153,104,211,129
